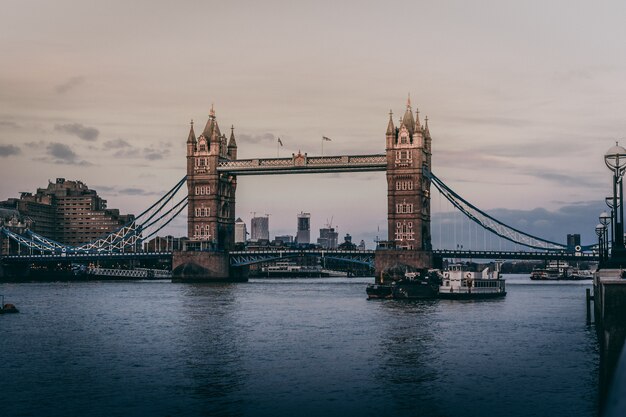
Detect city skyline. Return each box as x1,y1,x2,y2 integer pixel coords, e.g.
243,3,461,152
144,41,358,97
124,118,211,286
1,1,625,246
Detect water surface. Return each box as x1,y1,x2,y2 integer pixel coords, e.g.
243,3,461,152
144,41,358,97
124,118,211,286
0,275,598,416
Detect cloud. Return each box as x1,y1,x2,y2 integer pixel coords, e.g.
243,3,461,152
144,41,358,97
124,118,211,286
44,142,91,166
0,145,21,157
0,121,20,129
24,140,46,148
54,123,99,141
111,144,170,160
445,116,528,128
143,147,169,160
432,200,605,248
238,132,276,144
103,138,131,149
55,76,85,94
520,169,604,189
118,188,160,196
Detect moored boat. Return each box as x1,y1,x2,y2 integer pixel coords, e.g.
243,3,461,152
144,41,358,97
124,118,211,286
367,269,441,300
530,261,593,281
438,263,506,299
0,295,19,314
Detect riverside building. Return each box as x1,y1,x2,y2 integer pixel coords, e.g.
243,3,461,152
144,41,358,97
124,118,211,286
0,178,134,246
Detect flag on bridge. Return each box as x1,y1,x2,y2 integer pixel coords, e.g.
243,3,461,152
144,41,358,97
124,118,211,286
322,136,331,141
277,137,283,146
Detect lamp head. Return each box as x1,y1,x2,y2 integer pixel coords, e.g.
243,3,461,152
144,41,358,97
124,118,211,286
596,224,605,236
600,211,611,226
605,142,626,172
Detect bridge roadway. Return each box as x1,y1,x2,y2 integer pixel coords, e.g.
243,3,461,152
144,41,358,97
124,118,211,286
0,249,598,265
0,251,173,263
433,249,599,262
217,154,387,175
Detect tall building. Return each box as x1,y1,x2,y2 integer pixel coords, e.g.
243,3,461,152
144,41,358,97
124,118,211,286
0,178,134,246
317,227,338,249
296,212,310,244
250,216,269,241
235,217,247,243
567,234,581,251
274,235,293,245
186,106,238,249
385,96,432,250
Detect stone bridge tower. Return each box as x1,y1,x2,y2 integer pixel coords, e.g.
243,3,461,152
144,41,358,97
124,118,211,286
185,106,238,251
375,96,433,281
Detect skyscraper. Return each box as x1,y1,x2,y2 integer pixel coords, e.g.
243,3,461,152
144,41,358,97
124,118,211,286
296,212,310,244
250,216,269,241
235,218,247,243
317,227,338,249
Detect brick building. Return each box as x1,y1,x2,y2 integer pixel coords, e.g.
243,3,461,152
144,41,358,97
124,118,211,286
0,178,134,247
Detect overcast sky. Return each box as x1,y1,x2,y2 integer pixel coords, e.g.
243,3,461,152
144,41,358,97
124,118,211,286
1,0,625,247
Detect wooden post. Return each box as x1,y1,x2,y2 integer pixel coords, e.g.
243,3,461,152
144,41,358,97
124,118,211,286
586,288,593,325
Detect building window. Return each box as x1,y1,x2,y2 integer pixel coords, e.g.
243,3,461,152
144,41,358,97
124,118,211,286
395,203,414,213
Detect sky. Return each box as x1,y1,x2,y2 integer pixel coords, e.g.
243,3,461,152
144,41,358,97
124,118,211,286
1,0,625,248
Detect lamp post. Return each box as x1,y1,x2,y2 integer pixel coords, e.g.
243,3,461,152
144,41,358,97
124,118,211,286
597,224,605,265
600,212,611,262
606,196,618,250
604,143,626,257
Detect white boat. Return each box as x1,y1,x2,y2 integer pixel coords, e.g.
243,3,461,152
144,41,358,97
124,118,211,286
438,263,506,299
530,261,592,281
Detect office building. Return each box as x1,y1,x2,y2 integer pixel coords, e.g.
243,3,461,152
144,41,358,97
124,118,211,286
317,227,338,249
251,215,269,241
235,217,248,243
296,212,310,244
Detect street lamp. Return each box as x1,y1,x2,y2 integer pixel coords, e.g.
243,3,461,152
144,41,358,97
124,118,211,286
606,197,619,250
600,212,611,261
605,143,626,254
596,224,605,264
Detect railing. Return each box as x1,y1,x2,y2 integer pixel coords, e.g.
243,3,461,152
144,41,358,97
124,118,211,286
217,154,386,174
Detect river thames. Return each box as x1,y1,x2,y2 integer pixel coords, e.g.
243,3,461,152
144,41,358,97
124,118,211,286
0,275,597,417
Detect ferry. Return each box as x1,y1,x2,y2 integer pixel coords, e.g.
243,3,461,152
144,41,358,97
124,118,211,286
260,261,328,278
530,261,593,281
438,263,506,299
366,269,440,299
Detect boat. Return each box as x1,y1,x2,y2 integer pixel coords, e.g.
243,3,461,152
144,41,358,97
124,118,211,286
0,295,19,314
367,269,440,300
258,261,329,278
438,263,506,299
530,261,593,281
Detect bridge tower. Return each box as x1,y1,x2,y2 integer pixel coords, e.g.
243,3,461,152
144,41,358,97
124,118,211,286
375,96,433,281
174,106,244,282
186,106,238,251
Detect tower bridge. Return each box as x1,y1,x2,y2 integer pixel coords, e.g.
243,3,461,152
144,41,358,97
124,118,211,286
177,98,433,281
0,97,597,281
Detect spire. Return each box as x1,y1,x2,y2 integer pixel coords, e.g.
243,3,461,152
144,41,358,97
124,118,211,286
424,116,430,136
414,108,421,133
187,119,196,143
386,110,395,135
203,104,221,138
228,125,237,148
402,95,415,135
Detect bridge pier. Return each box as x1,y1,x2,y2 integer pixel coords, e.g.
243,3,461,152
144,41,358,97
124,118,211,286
171,251,248,282
374,249,433,283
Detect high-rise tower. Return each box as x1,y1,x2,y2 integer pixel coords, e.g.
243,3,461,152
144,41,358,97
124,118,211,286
186,106,238,250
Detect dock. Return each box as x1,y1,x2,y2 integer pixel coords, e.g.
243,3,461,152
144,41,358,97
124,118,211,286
593,269,626,414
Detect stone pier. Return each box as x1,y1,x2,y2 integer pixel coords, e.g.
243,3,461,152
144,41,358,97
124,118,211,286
171,251,248,282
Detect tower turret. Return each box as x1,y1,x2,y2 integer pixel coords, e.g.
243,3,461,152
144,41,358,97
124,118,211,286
227,125,238,160
186,119,196,157
386,110,395,150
